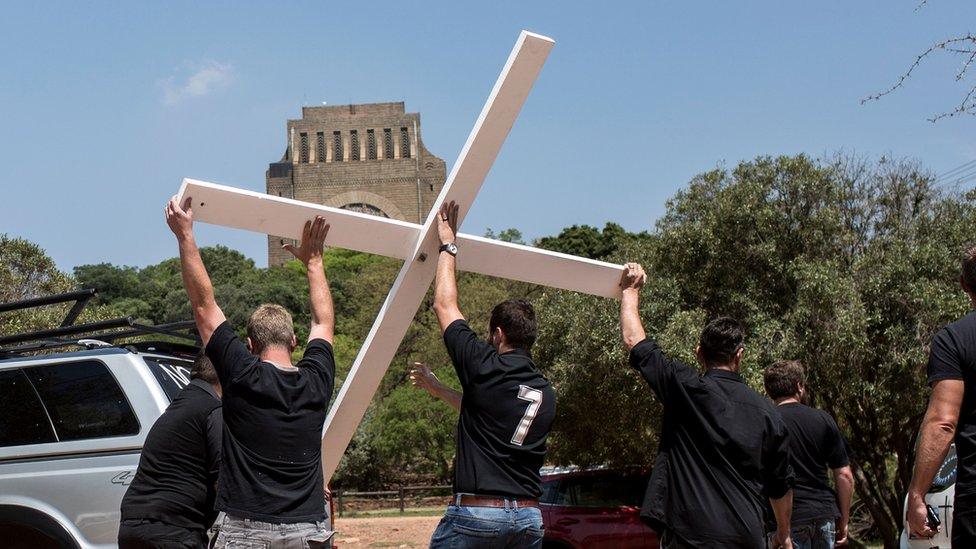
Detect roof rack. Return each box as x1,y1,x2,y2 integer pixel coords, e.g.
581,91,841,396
0,289,200,358
0,288,97,327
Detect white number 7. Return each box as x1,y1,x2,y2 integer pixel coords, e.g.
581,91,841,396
511,385,544,446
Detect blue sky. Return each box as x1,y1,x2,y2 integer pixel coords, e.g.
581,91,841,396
2,1,975,270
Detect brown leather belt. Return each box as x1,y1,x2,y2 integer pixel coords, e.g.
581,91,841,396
455,494,540,509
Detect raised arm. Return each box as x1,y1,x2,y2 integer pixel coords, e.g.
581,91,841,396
907,378,963,538
619,263,647,350
433,201,464,333
284,216,334,344
409,362,462,412
165,196,225,345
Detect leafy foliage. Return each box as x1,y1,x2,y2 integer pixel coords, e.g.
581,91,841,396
7,153,970,548
535,154,976,548
0,235,111,336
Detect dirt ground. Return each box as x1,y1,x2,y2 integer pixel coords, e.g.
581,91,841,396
333,515,441,548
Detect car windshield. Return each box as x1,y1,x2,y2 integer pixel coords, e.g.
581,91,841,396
143,357,193,401
541,472,649,507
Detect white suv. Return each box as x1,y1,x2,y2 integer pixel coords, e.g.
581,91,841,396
0,290,334,548
0,340,200,548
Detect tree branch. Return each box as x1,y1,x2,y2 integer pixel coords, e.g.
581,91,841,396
864,33,976,122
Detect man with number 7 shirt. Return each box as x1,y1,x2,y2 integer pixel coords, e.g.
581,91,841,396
426,200,557,549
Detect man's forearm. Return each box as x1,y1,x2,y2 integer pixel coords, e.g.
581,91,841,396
834,467,854,531
431,383,462,412
433,251,462,330
434,252,458,309
307,256,335,340
178,235,216,313
620,288,646,350
909,419,955,498
769,490,793,535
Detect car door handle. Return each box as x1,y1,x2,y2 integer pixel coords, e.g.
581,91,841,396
556,518,580,526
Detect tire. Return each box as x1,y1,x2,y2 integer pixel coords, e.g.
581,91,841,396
0,507,79,549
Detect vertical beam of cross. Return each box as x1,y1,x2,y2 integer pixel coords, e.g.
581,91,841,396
320,31,555,482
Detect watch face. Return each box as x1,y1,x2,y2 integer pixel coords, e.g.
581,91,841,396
447,243,458,255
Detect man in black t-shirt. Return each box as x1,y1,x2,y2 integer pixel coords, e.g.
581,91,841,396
119,354,222,549
166,196,336,548
427,201,556,549
908,246,976,546
619,263,795,549
763,360,854,548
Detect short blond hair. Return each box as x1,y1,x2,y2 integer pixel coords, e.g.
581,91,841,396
247,304,295,352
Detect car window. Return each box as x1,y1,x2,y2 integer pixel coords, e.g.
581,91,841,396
555,473,648,508
24,360,139,441
143,357,192,401
540,478,561,504
0,369,57,447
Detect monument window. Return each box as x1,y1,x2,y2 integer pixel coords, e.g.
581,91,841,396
316,132,325,162
333,131,343,162
367,129,377,160
384,128,394,159
299,132,309,163
350,130,360,161
341,203,389,218
400,127,411,159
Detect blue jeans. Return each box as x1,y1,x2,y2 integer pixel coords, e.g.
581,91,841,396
790,519,835,549
429,497,545,548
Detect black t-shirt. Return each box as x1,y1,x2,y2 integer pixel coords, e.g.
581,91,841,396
927,311,976,500
206,321,335,523
630,338,794,548
777,403,849,524
443,319,556,499
121,379,222,531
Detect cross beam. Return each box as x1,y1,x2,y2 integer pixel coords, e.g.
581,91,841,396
179,179,624,299
176,31,625,483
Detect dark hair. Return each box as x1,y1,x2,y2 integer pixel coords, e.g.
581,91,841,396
763,360,805,400
963,244,976,293
489,299,537,351
191,352,218,386
698,316,745,367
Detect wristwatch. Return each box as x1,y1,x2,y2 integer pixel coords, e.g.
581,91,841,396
439,242,458,256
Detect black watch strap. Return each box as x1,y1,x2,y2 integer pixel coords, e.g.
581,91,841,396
439,243,458,256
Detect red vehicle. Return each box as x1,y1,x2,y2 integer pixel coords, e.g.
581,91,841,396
539,467,658,549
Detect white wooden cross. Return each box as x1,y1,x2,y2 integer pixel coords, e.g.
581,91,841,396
175,31,625,483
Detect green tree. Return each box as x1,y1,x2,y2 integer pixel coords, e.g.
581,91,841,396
1,235,115,338
536,222,646,260
535,154,975,548
484,227,525,244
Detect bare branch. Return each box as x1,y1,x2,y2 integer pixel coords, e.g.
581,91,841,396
929,83,976,121
865,32,976,122
863,35,976,105
957,50,976,81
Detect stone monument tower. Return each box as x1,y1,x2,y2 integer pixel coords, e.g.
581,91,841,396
266,102,447,266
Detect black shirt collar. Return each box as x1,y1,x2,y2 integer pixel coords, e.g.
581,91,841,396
189,378,220,400
501,348,532,359
704,368,744,383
